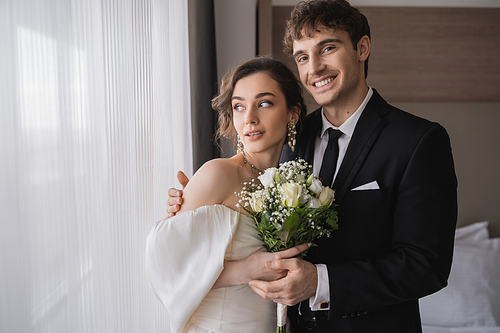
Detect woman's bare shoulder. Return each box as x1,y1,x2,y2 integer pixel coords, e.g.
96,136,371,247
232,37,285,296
178,157,242,213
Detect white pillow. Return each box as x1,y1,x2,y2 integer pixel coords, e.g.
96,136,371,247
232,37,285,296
454,221,489,243
420,237,500,327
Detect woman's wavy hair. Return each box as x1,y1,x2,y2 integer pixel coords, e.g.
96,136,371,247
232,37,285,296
283,0,371,78
212,56,307,146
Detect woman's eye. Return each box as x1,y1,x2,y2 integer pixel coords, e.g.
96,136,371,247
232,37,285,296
233,104,244,111
259,101,272,108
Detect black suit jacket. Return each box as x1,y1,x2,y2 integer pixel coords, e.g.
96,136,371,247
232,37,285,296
281,90,458,333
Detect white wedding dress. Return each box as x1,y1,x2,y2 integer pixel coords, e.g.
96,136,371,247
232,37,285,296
146,204,277,333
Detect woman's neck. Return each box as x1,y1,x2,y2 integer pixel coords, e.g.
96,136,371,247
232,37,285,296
240,149,280,174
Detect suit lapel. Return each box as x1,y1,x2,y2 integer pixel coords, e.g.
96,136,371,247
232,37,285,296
299,108,322,165
333,90,388,204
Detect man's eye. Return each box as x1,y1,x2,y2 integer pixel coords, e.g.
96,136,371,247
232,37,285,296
323,46,335,53
296,55,307,63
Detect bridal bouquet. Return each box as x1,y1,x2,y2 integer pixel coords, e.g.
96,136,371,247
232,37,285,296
237,159,338,333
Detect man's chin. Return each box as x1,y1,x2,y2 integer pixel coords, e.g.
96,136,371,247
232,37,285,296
310,94,337,108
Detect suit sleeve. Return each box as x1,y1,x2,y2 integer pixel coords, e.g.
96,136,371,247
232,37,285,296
326,124,458,315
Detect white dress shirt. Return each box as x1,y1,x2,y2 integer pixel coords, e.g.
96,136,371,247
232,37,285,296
309,87,373,311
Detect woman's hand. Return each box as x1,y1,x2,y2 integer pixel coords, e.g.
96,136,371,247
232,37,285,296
242,243,311,282
212,243,311,289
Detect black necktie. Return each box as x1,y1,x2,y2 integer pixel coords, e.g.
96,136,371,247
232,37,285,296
319,128,343,187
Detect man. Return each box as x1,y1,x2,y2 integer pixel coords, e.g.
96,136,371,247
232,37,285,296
168,1,457,332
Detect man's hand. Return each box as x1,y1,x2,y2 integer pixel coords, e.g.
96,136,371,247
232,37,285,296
242,243,312,283
166,171,189,218
248,255,318,306
213,243,312,289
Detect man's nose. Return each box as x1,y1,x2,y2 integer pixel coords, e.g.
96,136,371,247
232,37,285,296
309,54,325,76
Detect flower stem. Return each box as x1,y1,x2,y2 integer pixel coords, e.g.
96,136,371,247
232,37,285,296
277,303,287,333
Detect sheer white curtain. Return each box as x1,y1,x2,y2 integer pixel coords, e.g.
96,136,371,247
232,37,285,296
0,0,192,332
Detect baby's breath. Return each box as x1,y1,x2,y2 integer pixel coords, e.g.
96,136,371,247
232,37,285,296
236,159,338,253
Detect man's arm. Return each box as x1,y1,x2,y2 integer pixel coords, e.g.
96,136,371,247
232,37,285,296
166,171,189,218
250,124,458,311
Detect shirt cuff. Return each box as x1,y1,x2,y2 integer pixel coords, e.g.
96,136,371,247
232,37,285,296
309,264,330,311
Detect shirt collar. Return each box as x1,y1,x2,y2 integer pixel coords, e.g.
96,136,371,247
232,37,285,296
319,87,373,139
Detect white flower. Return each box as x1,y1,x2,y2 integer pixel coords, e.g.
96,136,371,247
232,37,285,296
307,197,322,208
258,167,277,188
318,186,335,207
296,174,305,184
250,191,265,213
309,178,323,195
299,192,312,206
281,183,302,208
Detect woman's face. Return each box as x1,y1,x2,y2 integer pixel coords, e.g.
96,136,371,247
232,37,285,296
231,72,298,156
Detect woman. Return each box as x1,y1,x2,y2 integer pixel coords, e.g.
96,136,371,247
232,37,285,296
146,57,308,332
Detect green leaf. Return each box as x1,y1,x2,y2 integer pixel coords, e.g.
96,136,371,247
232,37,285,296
279,211,301,248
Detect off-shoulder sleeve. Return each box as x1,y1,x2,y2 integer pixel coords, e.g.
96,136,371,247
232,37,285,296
145,205,240,333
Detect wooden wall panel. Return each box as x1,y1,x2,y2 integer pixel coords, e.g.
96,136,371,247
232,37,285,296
258,0,273,55
272,6,500,102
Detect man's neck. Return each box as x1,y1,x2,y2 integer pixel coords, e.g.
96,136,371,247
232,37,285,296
322,84,369,127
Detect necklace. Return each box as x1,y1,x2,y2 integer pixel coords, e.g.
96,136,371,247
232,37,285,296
241,150,263,174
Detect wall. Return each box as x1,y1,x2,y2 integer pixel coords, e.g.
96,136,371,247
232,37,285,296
396,102,500,237
213,0,259,156
214,0,258,81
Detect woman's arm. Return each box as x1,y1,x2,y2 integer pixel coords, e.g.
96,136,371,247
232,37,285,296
172,159,312,289
212,243,311,289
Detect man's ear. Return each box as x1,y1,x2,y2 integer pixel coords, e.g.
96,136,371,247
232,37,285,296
357,35,370,62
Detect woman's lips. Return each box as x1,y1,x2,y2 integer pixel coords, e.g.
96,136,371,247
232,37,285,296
245,131,264,140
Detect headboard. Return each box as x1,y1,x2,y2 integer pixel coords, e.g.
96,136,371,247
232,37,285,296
263,4,500,237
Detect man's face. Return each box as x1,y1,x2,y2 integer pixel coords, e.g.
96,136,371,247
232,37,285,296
292,28,365,109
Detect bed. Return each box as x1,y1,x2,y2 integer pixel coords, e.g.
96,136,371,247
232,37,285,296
420,221,500,333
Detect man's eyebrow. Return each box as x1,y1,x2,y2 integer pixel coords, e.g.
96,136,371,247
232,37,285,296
292,38,343,59
317,38,342,47
293,49,304,59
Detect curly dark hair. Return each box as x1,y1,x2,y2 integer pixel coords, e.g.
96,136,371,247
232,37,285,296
283,0,371,78
212,56,307,145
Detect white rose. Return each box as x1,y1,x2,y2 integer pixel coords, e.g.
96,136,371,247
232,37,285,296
281,183,302,208
318,186,335,207
309,178,323,195
274,170,282,184
307,197,322,208
258,167,277,188
299,192,312,206
250,191,265,213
